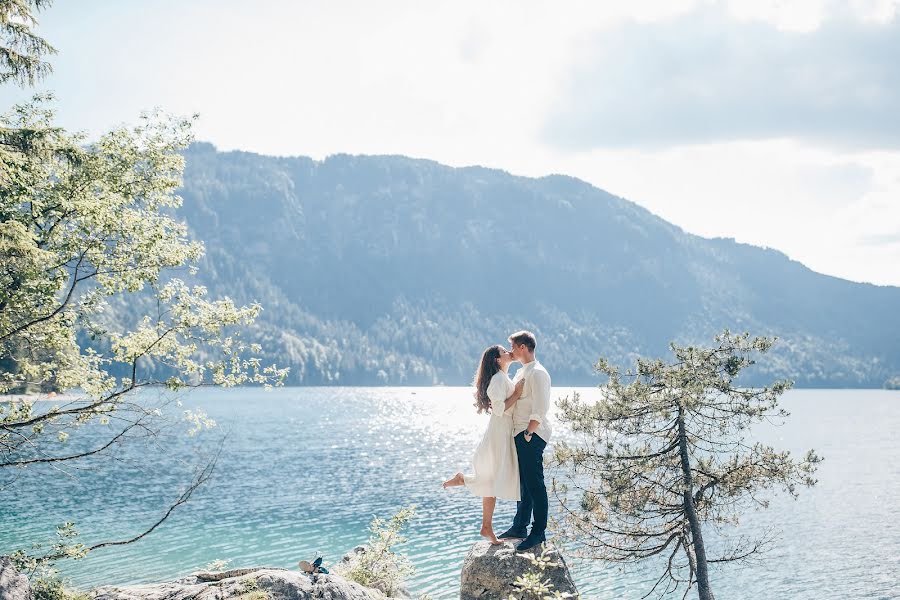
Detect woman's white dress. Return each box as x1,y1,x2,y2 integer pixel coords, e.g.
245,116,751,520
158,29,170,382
463,371,520,500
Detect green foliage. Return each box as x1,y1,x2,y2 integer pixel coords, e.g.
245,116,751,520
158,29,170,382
0,95,287,442
234,578,267,600
0,96,286,567
1,97,286,396
552,330,822,599
508,548,577,600
205,558,232,571
239,578,258,591
9,522,87,574
0,0,56,87
27,568,90,600
0,96,287,490
334,505,417,598
31,574,67,600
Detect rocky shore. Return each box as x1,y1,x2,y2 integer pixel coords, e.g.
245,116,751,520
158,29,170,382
1,563,386,600
1,540,579,600
92,567,379,600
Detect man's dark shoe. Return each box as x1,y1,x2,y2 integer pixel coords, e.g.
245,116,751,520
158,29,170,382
498,527,528,539
515,531,546,552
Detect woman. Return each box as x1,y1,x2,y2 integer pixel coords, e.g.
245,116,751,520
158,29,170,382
442,344,524,544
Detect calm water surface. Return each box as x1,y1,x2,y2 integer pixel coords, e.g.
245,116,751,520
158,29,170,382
2,387,898,599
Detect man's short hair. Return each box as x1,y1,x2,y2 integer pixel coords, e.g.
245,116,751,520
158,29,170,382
508,330,536,352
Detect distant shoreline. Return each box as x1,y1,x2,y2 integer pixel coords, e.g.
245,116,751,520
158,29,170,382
1,392,83,402
4,385,897,401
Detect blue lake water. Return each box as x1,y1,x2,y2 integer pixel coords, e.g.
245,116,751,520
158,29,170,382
2,387,899,599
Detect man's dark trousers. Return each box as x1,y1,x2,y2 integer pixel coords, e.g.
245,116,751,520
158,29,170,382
511,430,548,536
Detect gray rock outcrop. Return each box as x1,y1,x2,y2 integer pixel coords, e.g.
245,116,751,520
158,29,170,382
91,567,382,600
0,557,31,600
459,541,578,600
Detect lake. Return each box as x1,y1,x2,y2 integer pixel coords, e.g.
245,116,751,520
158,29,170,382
2,387,898,599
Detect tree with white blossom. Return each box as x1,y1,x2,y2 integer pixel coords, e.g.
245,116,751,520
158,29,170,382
1,0,286,571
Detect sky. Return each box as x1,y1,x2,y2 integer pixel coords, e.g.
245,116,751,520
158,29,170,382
3,0,899,286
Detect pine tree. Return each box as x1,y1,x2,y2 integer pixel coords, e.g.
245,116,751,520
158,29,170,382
0,0,55,86
553,331,822,600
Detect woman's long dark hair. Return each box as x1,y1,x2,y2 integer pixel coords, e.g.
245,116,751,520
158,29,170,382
473,345,504,414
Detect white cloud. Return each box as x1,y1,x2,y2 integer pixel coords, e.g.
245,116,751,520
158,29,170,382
542,5,900,150
725,0,899,29
5,0,898,285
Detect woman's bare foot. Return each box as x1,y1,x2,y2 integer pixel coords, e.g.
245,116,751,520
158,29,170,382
480,526,501,545
442,472,465,488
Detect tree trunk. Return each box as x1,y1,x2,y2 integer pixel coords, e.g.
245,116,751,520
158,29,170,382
677,405,715,600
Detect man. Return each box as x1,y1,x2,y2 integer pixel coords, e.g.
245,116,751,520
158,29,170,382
498,330,552,552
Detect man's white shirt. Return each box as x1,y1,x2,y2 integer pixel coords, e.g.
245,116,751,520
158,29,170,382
511,359,552,443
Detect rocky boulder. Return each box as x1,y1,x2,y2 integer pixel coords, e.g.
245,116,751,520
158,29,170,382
0,557,31,600
0,556,31,600
459,541,578,600
90,566,384,600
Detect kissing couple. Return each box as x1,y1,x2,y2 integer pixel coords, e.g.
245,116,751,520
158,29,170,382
443,330,552,553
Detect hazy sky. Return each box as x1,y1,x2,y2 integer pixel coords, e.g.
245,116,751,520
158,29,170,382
4,0,899,286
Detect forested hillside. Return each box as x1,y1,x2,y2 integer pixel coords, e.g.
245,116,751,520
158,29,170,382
148,142,899,387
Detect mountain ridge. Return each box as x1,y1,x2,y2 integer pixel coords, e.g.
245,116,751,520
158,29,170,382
155,142,899,387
